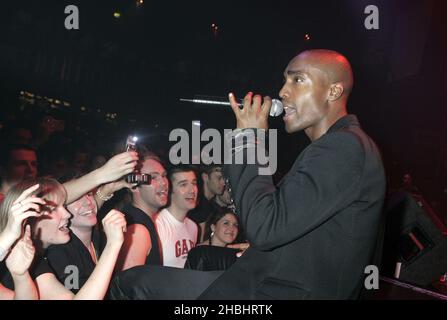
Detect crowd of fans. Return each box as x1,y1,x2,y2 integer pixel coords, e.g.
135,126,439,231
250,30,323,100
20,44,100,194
0,108,247,300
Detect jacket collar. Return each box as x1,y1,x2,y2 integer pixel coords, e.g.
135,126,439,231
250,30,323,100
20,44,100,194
326,114,360,134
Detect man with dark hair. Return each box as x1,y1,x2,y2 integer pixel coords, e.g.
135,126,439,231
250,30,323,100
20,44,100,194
157,166,198,268
110,49,386,300
115,150,167,271
0,144,38,201
188,165,226,242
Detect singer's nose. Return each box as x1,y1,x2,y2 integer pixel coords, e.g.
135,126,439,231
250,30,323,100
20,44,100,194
279,84,288,101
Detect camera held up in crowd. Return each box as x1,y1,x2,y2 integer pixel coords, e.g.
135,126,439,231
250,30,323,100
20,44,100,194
125,135,151,185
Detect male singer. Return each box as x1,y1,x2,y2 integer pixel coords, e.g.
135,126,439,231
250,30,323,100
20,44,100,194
110,49,386,299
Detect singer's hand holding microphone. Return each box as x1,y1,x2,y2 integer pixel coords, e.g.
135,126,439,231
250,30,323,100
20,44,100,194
179,93,283,129
229,92,273,130
179,92,283,129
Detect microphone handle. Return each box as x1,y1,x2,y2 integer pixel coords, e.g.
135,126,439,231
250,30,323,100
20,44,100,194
190,95,273,106
179,96,284,117
188,98,234,106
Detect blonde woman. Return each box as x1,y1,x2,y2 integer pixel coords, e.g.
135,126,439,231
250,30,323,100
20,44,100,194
0,178,126,300
0,184,42,300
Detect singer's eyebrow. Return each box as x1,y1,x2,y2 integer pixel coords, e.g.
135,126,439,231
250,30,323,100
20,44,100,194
284,70,307,77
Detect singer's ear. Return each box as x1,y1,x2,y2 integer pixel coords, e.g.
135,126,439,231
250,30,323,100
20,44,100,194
328,83,344,102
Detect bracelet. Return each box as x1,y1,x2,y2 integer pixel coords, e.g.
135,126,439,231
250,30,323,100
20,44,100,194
96,188,114,201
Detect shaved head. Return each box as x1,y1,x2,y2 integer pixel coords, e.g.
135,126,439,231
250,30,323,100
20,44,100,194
279,49,354,139
288,49,354,97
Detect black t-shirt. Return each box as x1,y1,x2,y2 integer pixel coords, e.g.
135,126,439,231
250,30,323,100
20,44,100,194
188,196,223,224
0,254,53,290
0,260,10,289
184,245,239,271
46,231,99,294
122,204,162,266
31,255,53,279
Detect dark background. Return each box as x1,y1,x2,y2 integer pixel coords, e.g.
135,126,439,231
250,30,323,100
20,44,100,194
1,0,446,215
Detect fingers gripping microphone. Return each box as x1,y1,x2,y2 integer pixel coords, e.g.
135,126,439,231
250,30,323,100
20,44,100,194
179,95,284,117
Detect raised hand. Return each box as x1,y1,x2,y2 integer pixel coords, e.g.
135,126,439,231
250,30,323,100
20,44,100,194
228,92,272,130
102,210,127,248
6,225,35,276
97,151,139,185
3,184,46,241
63,151,139,205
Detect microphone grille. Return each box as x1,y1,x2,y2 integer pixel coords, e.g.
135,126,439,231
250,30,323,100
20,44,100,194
270,99,284,117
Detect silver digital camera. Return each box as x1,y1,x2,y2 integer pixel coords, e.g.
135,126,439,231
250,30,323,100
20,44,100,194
125,135,152,185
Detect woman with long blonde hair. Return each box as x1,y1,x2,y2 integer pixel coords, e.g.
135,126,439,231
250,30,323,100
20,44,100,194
0,177,126,300
0,183,43,300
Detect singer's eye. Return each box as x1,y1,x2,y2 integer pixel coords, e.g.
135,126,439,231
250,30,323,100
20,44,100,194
294,77,304,83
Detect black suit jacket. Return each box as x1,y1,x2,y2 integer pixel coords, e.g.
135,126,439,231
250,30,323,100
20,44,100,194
199,115,386,299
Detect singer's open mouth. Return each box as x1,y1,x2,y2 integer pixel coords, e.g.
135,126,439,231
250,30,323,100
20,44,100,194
283,106,297,119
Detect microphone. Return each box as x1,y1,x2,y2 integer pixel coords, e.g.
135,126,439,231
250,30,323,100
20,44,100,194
179,95,284,117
